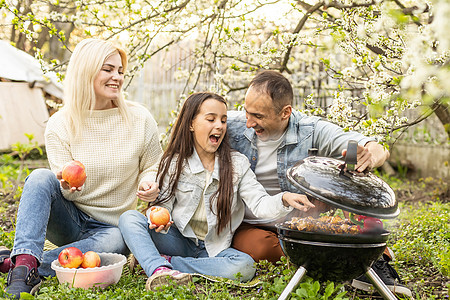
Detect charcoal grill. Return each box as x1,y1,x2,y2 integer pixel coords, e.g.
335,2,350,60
277,141,399,300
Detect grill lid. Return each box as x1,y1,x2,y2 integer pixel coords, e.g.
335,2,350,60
287,141,399,219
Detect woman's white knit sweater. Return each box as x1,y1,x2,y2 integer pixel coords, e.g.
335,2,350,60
44,103,162,226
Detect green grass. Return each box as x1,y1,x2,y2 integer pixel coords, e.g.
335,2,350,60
0,236,353,300
3,201,449,299
0,158,449,299
388,201,450,299
391,202,450,276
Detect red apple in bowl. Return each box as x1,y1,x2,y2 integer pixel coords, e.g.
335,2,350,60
81,251,101,268
58,247,84,268
62,160,87,188
149,207,171,226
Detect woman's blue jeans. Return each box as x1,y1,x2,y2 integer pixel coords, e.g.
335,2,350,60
10,169,128,277
118,210,256,281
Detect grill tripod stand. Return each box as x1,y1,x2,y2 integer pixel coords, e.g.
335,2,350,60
278,266,397,300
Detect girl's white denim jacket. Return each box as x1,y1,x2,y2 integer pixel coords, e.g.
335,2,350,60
156,148,293,257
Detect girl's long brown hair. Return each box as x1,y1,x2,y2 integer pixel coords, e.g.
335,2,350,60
152,92,234,235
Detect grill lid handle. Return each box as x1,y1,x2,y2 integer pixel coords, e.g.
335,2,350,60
345,140,358,169
340,140,358,178
308,148,318,156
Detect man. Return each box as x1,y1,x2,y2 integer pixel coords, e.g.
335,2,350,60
227,70,412,297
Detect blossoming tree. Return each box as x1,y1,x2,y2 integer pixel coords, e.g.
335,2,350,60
1,0,448,142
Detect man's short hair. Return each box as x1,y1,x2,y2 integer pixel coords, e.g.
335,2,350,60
249,70,293,112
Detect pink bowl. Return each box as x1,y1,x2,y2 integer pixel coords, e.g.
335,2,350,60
51,252,127,289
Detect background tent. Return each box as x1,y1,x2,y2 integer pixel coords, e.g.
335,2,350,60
0,40,63,151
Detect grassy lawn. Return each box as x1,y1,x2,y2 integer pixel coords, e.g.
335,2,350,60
0,152,448,299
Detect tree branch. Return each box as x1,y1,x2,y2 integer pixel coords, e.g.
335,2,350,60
324,0,377,9
392,0,426,26
280,1,324,73
431,100,450,138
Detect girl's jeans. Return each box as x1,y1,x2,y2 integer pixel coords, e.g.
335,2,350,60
11,169,128,277
119,210,256,281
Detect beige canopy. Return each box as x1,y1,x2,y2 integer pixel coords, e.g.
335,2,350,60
0,41,63,150
0,82,50,150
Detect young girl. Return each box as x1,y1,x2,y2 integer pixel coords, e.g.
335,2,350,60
118,92,314,291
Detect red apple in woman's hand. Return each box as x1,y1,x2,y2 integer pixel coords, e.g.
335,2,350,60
149,207,171,226
62,160,86,188
58,247,84,268
81,251,101,268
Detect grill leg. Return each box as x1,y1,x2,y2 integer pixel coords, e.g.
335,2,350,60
365,267,398,300
278,266,307,300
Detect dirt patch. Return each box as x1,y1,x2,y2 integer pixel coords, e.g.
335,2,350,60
0,193,18,232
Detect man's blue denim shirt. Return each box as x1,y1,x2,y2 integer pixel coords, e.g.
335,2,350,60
227,110,374,194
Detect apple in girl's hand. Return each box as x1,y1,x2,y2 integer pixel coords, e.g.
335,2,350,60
58,247,84,268
149,207,171,226
62,160,87,188
81,251,101,268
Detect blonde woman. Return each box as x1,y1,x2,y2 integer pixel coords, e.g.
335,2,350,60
1,38,162,299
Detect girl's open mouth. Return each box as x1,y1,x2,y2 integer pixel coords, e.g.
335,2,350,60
210,134,220,143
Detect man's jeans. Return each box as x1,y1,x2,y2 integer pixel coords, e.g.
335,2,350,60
11,169,128,277
119,210,256,281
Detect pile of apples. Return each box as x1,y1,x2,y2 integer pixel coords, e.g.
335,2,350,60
58,247,101,269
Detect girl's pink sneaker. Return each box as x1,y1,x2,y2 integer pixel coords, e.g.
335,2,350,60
145,267,191,291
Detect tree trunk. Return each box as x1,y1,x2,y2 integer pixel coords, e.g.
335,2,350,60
431,101,450,139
